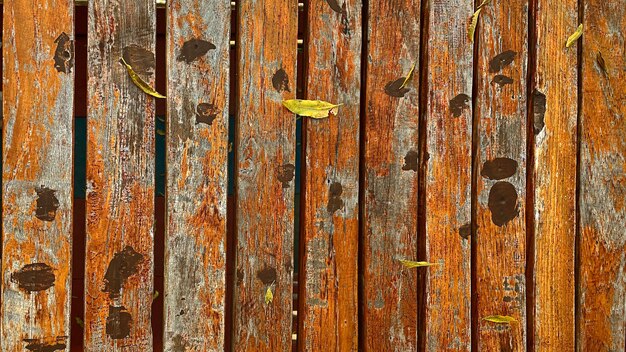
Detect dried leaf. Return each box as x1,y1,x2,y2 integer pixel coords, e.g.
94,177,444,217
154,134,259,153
468,0,490,42
399,259,439,268
483,315,517,324
75,317,84,329
265,285,274,305
121,57,166,99
596,52,607,75
399,63,416,89
282,99,342,119
153,291,160,299
566,24,583,48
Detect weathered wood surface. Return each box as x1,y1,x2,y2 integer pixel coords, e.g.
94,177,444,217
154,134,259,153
578,0,626,349
362,0,421,350
163,1,230,351
84,0,156,350
474,0,528,350
233,0,298,350
2,1,74,351
532,0,578,350
299,0,361,351
423,1,474,350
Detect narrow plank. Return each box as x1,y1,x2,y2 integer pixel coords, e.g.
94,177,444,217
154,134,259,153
578,0,626,349
299,0,361,350
84,0,156,350
163,1,230,350
2,1,74,350
532,0,578,350
423,0,474,350
233,0,298,350
474,0,528,350
362,0,421,350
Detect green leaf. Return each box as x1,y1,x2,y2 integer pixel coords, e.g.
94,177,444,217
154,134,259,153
468,0,490,42
121,57,166,99
399,259,439,268
566,24,583,48
483,315,517,324
153,291,160,300
282,99,342,119
399,63,416,89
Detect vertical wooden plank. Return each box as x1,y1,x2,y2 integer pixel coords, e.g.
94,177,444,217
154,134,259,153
474,0,528,350
578,0,626,349
85,0,155,350
532,0,578,350
163,0,230,350
423,0,474,350
362,0,421,350
2,1,74,350
299,0,361,351
233,0,298,350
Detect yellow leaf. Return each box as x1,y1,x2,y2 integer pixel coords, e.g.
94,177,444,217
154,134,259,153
265,285,274,305
282,99,342,119
483,315,517,324
566,24,583,48
468,0,490,43
399,259,439,268
399,63,416,89
121,57,166,99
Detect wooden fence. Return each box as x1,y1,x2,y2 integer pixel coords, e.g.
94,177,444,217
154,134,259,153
1,0,625,351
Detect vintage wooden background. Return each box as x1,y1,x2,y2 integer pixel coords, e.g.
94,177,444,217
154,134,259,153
1,0,625,351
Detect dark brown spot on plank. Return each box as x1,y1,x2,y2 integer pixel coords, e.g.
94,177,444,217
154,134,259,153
271,68,291,92
596,51,608,76
196,103,220,126
11,263,55,292
326,0,345,14
449,94,470,117
459,223,472,239
384,77,410,98
177,38,216,64
402,150,418,171
23,337,67,352
171,334,188,352
35,186,60,221
489,50,517,73
492,75,514,86
488,181,519,227
122,45,155,76
53,32,74,73
532,89,546,135
106,305,132,339
102,246,144,299
256,266,277,285
481,158,518,180
327,182,344,214
277,164,296,188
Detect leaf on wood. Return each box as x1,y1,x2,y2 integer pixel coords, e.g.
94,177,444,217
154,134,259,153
282,99,342,119
566,24,583,48
153,291,160,300
596,52,608,75
399,63,416,89
120,57,166,99
265,285,274,305
75,317,84,329
156,129,165,136
468,0,490,42
399,259,439,268
483,315,517,324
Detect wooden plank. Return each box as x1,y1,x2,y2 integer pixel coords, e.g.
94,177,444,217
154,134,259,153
578,0,626,349
163,1,230,351
84,1,156,350
474,0,528,350
362,0,421,350
233,0,298,350
298,0,361,351
1,1,74,350
531,0,578,350
423,1,474,350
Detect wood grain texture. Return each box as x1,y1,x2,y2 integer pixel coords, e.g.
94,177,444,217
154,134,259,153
423,1,474,350
532,0,578,350
474,0,528,350
163,1,230,351
2,1,74,351
233,0,298,350
578,0,626,350
298,0,361,351
362,0,421,350
84,1,155,350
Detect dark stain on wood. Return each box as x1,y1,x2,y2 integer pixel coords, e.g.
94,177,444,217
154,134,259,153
11,263,55,292
122,45,155,76
22,337,67,352
488,181,519,227
177,38,216,64
271,68,291,92
277,164,296,188
53,32,74,73
256,266,277,285
489,50,517,73
492,75,514,86
449,94,471,117
102,246,144,299
195,103,220,126
327,182,344,214
170,334,188,352
326,0,345,14
459,223,472,239
596,52,607,76
106,306,132,339
35,186,60,221
532,89,547,135
384,77,410,97
481,158,518,180
402,150,418,171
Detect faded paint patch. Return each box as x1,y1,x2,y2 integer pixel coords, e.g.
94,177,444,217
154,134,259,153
489,50,517,73
106,305,132,339
22,336,67,352
11,263,55,292
122,44,155,76
35,186,60,221
384,78,410,97
271,68,291,92
449,94,470,117
170,334,188,352
459,223,472,239
196,103,220,126
102,246,144,299
177,38,216,63
256,266,277,285
53,32,74,73
488,181,519,227
402,150,418,171
532,89,546,135
327,182,345,214
326,0,345,14
277,164,296,188
481,158,518,180
492,75,514,86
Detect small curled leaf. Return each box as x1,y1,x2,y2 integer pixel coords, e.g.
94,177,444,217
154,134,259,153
265,285,274,305
121,57,166,99
282,99,342,119
468,0,490,42
483,315,517,324
153,291,160,299
399,259,439,268
75,317,84,329
566,24,583,48
399,63,416,89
